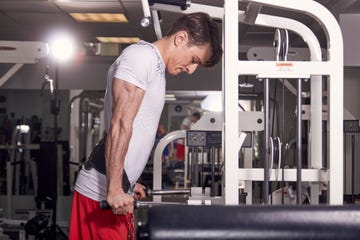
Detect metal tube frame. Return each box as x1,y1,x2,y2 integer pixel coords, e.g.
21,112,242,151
149,0,343,205
153,130,186,202
263,78,270,204
297,78,303,204
228,0,343,205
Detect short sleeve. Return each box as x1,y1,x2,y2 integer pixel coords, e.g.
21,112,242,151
113,44,154,90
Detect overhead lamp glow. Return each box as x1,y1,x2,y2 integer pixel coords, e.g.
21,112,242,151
201,92,222,112
50,34,75,61
165,94,176,101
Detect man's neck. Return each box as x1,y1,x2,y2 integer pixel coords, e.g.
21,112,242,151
153,36,174,67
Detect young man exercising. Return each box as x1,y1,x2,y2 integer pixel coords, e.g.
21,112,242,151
69,12,222,240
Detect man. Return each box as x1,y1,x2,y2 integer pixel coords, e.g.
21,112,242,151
155,123,174,162
176,111,201,160
181,111,201,130
69,12,222,240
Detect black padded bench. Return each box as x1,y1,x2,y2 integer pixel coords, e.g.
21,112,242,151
138,205,360,240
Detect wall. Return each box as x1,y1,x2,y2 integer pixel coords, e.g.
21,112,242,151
340,14,360,67
344,67,360,194
0,57,112,90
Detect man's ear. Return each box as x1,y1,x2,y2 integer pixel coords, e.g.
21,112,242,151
174,31,188,46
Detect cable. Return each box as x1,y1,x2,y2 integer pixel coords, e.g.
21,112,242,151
271,80,278,137
238,103,246,111
283,115,297,164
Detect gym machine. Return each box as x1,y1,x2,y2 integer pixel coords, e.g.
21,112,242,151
1,126,39,219
146,0,343,205
69,90,105,163
0,208,51,240
0,40,48,216
0,41,48,87
135,0,357,239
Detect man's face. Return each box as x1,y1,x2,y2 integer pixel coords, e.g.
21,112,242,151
167,34,212,76
190,115,197,123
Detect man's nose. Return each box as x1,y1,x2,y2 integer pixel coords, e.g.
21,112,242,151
186,64,198,74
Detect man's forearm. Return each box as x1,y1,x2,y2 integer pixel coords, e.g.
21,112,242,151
105,127,132,194
105,78,145,196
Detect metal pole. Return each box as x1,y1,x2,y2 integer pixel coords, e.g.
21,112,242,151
51,62,59,238
201,147,204,188
194,146,199,187
149,189,191,195
344,133,346,195
211,146,215,196
190,147,195,187
351,134,355,203
297,78,302,204
264,78,270,204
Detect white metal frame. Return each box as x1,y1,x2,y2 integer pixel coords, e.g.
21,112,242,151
0,41,47,217
239,6,324,205
225,0,343,205
148,0,344,205
0,41,48,87
153,130,186,202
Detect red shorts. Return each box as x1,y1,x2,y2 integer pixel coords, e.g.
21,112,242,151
176,143,185,160
69,191,135,240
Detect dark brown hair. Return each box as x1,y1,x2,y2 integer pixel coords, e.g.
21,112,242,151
166,12,223,67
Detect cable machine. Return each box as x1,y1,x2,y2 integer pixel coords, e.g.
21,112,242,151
148,0,343,205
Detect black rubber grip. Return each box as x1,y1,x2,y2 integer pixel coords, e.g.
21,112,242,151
100,200,111,209
100,200,138,209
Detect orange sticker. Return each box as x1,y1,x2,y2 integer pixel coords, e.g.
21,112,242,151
276,62,293,67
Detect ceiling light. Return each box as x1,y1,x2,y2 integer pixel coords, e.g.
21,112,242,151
69,13,128,23
50,33,75,61
96,37,140,44
165,94,176,101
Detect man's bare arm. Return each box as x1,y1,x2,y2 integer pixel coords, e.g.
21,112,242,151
105,78,145,213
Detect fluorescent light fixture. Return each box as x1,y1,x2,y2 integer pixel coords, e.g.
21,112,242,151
70,13,128,23
165,94,176,101
96,37,140,44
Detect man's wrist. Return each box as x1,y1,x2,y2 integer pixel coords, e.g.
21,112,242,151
107,183,125,195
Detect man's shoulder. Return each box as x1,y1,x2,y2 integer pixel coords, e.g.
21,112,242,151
182,117,191,127
123,41,155,55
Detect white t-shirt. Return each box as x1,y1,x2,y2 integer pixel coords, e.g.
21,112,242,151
181,117,191,129
75,41,166,201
